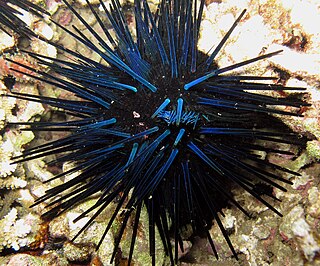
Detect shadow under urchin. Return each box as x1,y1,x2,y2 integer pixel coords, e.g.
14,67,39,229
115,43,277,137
1,0,310,264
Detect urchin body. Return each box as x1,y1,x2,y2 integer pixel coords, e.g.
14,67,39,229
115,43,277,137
1,0,309,265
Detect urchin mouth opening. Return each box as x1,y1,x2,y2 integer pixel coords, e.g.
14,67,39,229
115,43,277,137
108,68,205,135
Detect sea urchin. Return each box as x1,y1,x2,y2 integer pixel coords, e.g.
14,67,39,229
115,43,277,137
2,0,310,264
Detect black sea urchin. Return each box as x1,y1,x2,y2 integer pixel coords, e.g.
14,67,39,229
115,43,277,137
3,0,309,264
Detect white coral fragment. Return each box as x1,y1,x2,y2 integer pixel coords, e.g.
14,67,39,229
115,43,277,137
0,208,33,252
0,30,15,51
0,161,17,178
0,138,17,178
268,44,320,76
0,176,27,189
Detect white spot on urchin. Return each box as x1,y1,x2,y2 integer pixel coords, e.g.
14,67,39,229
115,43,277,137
133,111,140,118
